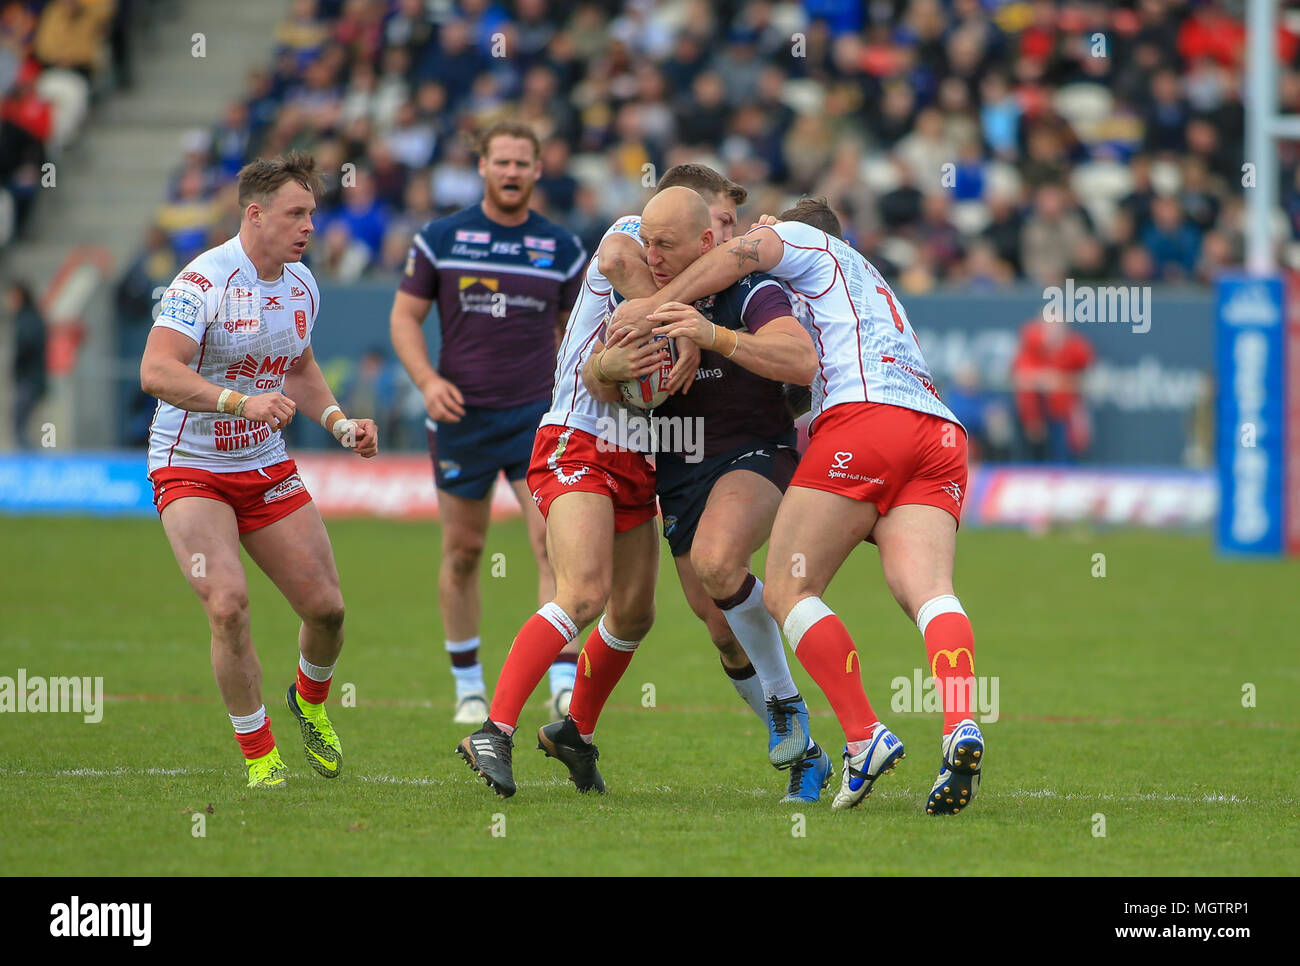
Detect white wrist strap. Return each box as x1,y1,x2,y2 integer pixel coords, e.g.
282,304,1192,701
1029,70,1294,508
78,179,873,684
320,405,342,430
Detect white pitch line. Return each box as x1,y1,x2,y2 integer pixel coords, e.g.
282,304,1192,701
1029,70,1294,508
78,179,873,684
0,768,1270,804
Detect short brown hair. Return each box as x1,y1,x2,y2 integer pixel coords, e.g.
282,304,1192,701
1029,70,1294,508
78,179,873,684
657,163,748,206
237,150,324,209
779,197,842,239
477,121,541,160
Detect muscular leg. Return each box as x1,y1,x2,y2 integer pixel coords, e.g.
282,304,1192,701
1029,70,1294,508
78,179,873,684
871,504,957,621
689,469,799,705
160,498,259,716
675,553,767,722
485,491,615,733
509,477,579,704
437,489,491,642
567,516,658,738
240,500,346,671
508,477,557,611
763,485,884,745
873,504,975,731
437,488,492,705
673,554,746,667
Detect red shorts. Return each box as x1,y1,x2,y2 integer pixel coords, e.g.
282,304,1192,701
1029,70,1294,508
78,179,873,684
794,402,968,523
150,459,313,533
527,425,658,533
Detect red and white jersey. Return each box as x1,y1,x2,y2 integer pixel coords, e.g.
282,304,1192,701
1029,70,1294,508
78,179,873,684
761,221,958,428
147,235,320,474
540,215,653,452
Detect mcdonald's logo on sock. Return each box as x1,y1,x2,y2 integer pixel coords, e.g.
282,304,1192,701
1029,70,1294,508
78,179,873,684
845,651,859,674
930,647,974,676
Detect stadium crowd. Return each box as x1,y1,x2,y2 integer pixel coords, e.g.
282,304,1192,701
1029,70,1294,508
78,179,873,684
113,0,1300,297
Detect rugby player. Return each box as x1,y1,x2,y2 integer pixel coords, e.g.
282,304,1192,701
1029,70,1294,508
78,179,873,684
585,164,815,749
390,122,587,724
141,152,378,789
579,188,835,802
453,169,754,798
614,198,985,815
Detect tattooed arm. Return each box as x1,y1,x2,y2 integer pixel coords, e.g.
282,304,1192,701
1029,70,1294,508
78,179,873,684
608,227,786,345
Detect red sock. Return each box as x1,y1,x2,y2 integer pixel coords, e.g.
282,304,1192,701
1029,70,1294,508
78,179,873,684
489,604,578,731
788,605,878,743
235,718,275,760
567,620,638,737
921,608,976,735
296,667,331,704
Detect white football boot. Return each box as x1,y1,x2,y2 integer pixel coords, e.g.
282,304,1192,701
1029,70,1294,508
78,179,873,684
831,722,906,810
927,718,983,815
453,694,489,724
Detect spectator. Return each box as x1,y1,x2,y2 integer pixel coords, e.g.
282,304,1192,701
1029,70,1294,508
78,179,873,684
1020,184,1089,285
7,281,46,448
1011,317,1095,464
1142,194,1201,280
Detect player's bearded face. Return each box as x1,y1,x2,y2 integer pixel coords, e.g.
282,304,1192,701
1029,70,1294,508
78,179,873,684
480,137,540,214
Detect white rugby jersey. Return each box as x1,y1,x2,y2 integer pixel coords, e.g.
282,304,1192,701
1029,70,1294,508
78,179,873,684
540,215,652,451
762,220,958,427
147,235,321,473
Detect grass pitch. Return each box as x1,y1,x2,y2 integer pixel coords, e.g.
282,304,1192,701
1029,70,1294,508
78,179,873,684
1,515,1296,876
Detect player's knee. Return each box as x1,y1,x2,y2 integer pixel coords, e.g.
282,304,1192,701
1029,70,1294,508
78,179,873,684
609,603,654,642
442,541,484,580
565,591,609,630
689,547,746,600
306,596,345,635
205,589,250,631
762,580,793,626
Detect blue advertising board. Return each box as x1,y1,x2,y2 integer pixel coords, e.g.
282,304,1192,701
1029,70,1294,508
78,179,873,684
1214,275,1288,555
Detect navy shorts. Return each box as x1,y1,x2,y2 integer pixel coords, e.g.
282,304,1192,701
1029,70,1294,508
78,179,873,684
426,398,549,500
656,438,799,557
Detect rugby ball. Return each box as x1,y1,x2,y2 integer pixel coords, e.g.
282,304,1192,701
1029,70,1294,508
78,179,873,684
618,335,678,410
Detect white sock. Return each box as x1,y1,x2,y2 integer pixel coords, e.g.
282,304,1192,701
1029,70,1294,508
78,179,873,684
446,637,484,698
549,659,577,695
298,654,334,682
724,663,768,723
718,575,798,700
229,705,267,733
450,663,485,700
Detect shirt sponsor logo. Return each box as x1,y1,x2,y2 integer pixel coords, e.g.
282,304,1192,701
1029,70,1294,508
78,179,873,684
231,287,256,300
295,309,307,338
455,229,491,244
223,317,259,333
263,473,305,504
263,295,283,310
160,288,204,327
459,276,498,291
225,353,302,386
179,271,212,291
524,235,557,252
491,241,522,255
610,218,641,235
404,250,416,276
450,244,490,258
